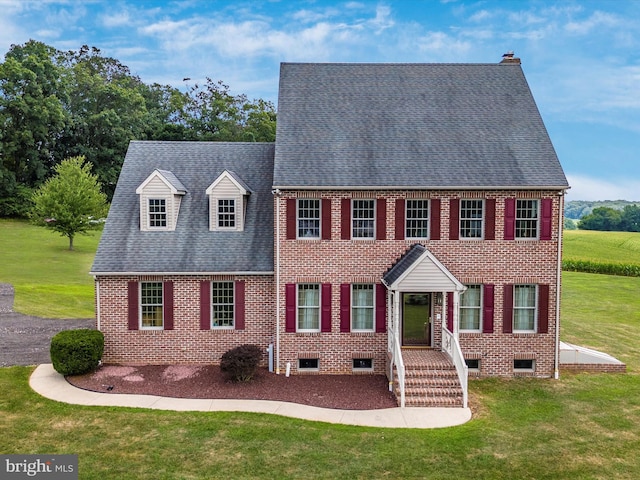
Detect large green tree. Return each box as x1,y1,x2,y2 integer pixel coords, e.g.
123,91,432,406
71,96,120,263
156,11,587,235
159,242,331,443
0,40,67,215
30,156,108,250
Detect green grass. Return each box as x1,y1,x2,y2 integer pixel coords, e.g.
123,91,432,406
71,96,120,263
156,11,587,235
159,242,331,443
563,230,640,265
0,219,100,318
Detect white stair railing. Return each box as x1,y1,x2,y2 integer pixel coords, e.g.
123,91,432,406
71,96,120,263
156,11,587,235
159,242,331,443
388,325,406,408
441,325,468,408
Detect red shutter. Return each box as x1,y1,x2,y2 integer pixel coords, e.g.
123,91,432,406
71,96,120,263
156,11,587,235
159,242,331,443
286,198,296,240
449,199,459,240
446,292,454,332
163,281,174,330
127,281,139,330
430,199,441,240
504,198,516,240
375,284,386,333
485,198,496,240
200,281,210,330
235,280,245,330
321,283,332,332
341,199,351,240
285,284,296,332
376,198,387,240
540,198,553,240
482,284,494,333
322,198,332,240
538,284,549,334
503,284,514,333
340,283,351,332
395,199,405,240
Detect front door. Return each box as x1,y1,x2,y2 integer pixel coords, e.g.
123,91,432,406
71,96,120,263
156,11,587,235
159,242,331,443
402,293,432,346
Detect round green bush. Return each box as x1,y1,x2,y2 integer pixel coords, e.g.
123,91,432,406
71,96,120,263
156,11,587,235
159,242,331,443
50,329,104,376
220,344,263,382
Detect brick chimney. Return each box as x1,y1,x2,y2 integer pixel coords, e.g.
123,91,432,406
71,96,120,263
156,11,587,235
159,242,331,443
500,51,521,64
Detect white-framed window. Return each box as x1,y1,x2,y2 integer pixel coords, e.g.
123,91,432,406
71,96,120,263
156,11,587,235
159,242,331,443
353,358,374,371
352,199,375,239
516,199,539,239
298,199,320,238
297,284,320,332
140,281,163,329
212,281,234,328
460,199,483,239
298,358,319,371
460,284,482,331
217,199,236,229
513,284,537,332
514,359,535,372
465,358,480,371
148,198,167,228
351,284,374,331
406,199,429,238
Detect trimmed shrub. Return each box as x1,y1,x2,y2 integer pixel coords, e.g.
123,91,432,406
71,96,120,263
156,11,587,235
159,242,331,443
50,329,104,376
220,344,262,382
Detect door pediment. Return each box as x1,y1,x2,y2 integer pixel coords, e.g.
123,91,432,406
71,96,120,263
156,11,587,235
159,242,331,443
382,244,464,292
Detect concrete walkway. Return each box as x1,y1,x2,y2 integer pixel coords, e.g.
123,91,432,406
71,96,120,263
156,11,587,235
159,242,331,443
30,364,472,429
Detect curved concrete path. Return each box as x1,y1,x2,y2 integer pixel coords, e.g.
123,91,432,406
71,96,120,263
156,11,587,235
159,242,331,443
30,364,472,429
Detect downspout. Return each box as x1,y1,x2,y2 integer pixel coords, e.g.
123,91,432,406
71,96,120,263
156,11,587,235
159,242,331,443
95,277,101,331
273,189,282,374
554,191,566,380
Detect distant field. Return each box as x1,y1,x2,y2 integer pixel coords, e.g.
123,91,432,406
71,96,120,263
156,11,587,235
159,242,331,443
0,219,100,318
563,230,640,265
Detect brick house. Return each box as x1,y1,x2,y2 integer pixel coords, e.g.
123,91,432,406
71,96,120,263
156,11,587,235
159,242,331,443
91,55,569,407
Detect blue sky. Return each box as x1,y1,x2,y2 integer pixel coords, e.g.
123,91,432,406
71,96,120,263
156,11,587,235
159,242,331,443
1,0,638,201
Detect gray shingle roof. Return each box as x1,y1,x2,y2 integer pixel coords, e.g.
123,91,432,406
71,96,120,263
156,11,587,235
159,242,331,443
273,62,569,189
91,141,274,274
382,244,427,286
156,169,187,194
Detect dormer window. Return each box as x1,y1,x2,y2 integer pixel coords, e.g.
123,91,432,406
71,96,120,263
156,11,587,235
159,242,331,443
136,169,186,232
217,199,236,228
149,198,167,228
207,170,251,232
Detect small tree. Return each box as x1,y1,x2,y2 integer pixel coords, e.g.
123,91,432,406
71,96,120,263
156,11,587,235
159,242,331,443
30,156,108,250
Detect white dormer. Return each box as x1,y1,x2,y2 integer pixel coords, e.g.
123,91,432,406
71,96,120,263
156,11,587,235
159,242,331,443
206,170,251,232
136,169,187,231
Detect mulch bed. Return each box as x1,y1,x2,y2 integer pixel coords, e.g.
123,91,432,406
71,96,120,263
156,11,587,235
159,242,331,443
67,364,398,410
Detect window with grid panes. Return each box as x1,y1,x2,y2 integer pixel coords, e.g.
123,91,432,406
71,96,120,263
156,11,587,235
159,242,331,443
460,284,481,331
516,199,539,239
406,199,429,238
513,284,537,332
141,282,163,328
351,284,374,331
148,199,167,228
217,199,236,228
212,282,234,327
297,284,320,331
298,199,320,238
460,199,483,239
352,199,375,239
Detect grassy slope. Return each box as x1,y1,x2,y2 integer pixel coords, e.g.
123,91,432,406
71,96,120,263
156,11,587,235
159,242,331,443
563,229,640,265
0,219,100,318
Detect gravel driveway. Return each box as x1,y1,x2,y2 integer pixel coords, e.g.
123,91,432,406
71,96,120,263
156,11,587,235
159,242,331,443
0,283,95,367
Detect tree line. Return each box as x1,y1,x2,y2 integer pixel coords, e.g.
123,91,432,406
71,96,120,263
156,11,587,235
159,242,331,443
0,40,276,217
577,205,640,232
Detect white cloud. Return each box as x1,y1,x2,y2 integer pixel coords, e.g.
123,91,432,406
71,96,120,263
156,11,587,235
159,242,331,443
565,174,640,201
564,11,621,35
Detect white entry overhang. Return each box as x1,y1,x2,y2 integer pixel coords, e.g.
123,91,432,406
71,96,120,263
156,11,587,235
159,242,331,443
382,244,465,292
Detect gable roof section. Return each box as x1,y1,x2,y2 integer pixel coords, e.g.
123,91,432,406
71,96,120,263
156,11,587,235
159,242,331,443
206,170,251,195
91,141,275,275
382,244,465,292
274,62,569,190
136,169,187,195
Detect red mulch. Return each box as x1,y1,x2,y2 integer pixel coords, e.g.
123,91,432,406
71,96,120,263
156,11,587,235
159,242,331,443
67,365,398,410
